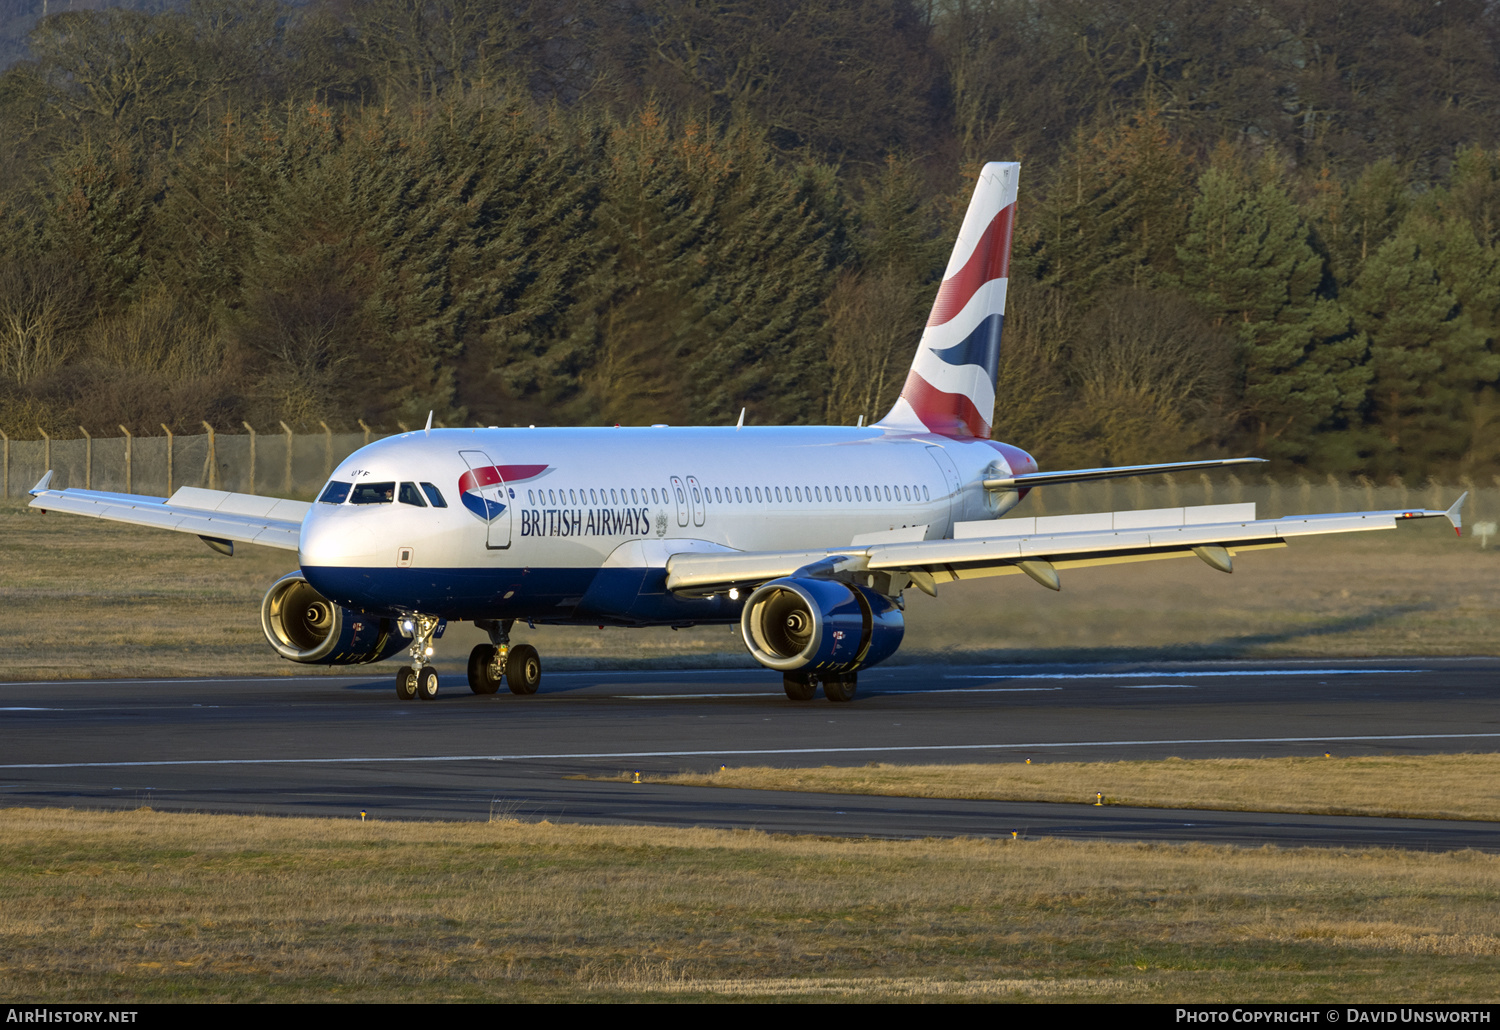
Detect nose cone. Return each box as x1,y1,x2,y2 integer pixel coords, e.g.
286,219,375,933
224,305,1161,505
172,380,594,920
298,507,381,568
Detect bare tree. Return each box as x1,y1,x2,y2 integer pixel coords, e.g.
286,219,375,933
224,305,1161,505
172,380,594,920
0,258,85,386
824,267,925,426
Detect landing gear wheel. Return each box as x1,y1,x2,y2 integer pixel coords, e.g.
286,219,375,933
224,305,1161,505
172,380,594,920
782,671,817,701
395,665,417,701
468,644,502,694
416,666,439,700
823,673,857,703
506,644,541,695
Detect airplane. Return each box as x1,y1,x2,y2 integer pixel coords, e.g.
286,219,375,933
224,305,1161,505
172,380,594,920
27,162,1467,703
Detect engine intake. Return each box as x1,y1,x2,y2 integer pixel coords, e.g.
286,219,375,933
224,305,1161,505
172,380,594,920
260,571,407,665
740,577,904,674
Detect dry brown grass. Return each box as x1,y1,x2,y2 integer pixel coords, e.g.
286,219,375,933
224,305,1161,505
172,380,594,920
2,807,1499,1002
620,754,1500,822
3,497,1497,681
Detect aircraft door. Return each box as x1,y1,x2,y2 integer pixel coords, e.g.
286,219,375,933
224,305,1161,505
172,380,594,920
458,449,513,550
686,475,706,527
924,446,963,531
670,476,690,527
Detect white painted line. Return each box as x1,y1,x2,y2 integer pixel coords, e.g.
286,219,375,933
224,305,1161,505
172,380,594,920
1114,685,1198,690
0,707,61,711
624,693,785,700
877,687,1063,695
950,669,1422,680
5,732,1500,770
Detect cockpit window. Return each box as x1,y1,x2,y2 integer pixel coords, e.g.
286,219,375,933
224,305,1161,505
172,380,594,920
319,481,351,505
420,482,447,508
350,482,396,504
398,482,427,507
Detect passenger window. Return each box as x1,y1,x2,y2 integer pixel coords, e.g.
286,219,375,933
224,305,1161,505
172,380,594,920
610,489,618,504
319,481,351,504
923,485,930,501
528,490,535,505
398,482,427,507
351,482,395,505
420,482,447,507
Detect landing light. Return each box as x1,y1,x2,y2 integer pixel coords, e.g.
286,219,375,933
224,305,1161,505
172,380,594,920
728,588,739,600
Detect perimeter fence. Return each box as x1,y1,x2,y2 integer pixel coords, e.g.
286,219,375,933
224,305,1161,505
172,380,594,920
2,426,1496,531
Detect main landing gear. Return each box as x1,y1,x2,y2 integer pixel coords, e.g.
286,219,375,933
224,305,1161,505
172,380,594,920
782,670,858,703
468,620,542,696
394,615,443,701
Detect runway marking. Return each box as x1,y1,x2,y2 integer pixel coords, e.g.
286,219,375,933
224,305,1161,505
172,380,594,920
877,687,1063,695
1114,685,1198,689
6,732,1500,770
948,669,1422,680
625,692,785,699
0,707,62,711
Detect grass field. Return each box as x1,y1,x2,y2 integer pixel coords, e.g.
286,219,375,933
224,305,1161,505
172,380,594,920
607,754,1500,822
4,498,1498,681
2,807,1498,1002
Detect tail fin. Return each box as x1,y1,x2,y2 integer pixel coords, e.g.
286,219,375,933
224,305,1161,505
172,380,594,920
877,161,1019,438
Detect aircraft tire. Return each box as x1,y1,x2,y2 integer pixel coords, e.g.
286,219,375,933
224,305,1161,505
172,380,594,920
782,671,817,701
506,644,541,695
396,666,418,701
823,673,857,703
416,666,439,701
468,644,502,694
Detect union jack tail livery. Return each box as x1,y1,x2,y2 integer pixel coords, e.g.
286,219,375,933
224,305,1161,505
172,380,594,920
879,161,1018,439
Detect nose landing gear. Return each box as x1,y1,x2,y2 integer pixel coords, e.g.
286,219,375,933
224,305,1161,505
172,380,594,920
394,614,443,700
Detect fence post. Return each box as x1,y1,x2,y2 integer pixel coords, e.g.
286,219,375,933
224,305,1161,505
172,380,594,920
120,426,132,494
1,428,7,498
358,419,371,447
201,421,217,490
320,420,332,478
243,422,256,495
79,426,91,489
160,424,174,496
279,421,293,494
38,427,50,480
1199,472,1213,506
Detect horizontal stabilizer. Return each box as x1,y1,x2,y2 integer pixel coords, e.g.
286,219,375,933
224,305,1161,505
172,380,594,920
984,457,1266,490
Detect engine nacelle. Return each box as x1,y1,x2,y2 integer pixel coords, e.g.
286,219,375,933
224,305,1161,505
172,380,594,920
739,577,904,674
260,571,407,665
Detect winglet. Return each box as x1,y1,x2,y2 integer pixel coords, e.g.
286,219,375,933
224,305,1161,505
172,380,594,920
424,410,433,435
736,408,745,431
28,470,53,495
1445,492,1468,536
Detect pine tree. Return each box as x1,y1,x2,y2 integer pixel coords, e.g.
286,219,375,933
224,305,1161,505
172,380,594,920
1177,166,1369,462
1348,213,1500,478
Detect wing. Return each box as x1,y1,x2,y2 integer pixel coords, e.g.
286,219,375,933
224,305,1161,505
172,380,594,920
27,472,307,554
664,496,1468,598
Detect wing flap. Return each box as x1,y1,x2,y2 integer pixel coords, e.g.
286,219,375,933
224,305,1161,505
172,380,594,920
663,501,1461,595
29,484,305,552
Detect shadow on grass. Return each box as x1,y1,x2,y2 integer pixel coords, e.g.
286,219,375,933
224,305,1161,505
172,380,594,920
901,600,1440,667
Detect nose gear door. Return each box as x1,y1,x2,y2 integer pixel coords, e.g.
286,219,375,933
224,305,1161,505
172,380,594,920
458,450,513,549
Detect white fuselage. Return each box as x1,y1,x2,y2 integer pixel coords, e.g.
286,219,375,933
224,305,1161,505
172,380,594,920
297,425,1030,624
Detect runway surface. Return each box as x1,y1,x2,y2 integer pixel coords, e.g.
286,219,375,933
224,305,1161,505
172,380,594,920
2,657,1498,850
